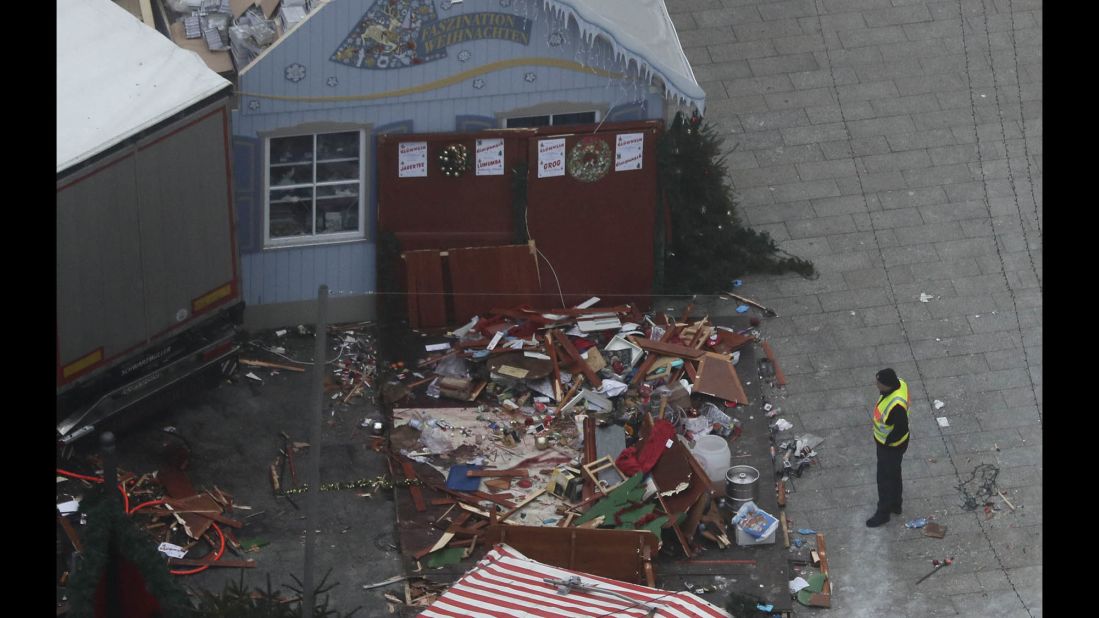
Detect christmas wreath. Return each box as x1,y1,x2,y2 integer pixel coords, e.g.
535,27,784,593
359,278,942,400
438,143,470,177
567,137,611,182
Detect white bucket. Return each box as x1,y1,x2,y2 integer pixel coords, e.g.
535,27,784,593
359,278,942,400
691,434,732,482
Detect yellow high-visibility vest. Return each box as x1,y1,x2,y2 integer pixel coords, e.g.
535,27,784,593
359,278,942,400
872,379,909,446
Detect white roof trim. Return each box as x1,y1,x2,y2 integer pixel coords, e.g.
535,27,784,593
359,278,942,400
57,0,231,174
542,0,706,114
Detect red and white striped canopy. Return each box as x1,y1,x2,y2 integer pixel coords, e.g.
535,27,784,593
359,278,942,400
420,544,732,618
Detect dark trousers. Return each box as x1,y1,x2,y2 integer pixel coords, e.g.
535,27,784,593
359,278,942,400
875,440,908,514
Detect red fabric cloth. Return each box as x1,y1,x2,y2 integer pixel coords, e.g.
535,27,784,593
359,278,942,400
615,420,677,476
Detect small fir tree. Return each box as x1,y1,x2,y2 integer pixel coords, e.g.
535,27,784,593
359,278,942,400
657,112,814,295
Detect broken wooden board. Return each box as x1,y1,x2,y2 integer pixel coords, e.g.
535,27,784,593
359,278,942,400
693,352,750,405
487,352,553,380
628,337,707,360
403,249,447,329
483,525,660,585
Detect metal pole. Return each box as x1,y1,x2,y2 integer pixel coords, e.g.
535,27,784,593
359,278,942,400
303,285,328,618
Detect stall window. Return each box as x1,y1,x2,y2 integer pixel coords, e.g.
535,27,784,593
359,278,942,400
265,130,365,246
505,111,597,128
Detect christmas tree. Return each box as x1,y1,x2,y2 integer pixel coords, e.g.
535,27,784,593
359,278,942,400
657,112,815,295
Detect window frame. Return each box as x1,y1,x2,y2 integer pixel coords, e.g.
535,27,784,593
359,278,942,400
263,129,368,249
503,110,600,129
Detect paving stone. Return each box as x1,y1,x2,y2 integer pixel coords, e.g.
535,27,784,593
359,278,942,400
677,26,740,48
708,39,779,61
853,57,925,82
871,93,943,116
840,24,909,48
771,178,842,202
903,163,977,187
728,128,785,150
692,61,755,81
886,129,959,152
807,100,877,124
809,10,868,32
846,115,918,138
732,17,806,41
789,66,859,89
693,6,762,27
730,164,800,188
902,17,963,40
763,87,837,109
757,0,817,22
722,73,796,95
820,45,885,67
748,52,820,75
796,158,858,180
772,32,828,54
740,108,812,130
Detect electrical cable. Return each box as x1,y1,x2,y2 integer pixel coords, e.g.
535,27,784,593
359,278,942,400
56,468,226,575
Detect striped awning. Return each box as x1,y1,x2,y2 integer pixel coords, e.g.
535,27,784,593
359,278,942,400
420,544,732,618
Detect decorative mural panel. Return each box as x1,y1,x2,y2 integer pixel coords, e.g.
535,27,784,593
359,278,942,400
331,0,532,70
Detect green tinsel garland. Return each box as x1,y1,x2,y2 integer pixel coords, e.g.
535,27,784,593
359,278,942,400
66,491,191,618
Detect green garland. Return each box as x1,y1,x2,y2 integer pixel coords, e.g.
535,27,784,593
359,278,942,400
66,492,191,618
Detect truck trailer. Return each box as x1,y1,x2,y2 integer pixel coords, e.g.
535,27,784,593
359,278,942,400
57,0,243,444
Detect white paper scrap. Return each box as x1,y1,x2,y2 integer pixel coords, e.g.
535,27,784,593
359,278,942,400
575,296,600,309
487,331,504,350
598,379,628,397
789,577,810,594
425,342,451,352
933,400,945,410
919,293,934,303
936,417,950,428
158,542,188,559
57,499,81,514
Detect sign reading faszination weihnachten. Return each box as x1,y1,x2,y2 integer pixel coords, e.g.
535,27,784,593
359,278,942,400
476,138,505,176
537,138,566,178
615,133,644,172
398,142,428,178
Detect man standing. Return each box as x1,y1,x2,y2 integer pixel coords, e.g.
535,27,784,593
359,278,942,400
866,368,910,528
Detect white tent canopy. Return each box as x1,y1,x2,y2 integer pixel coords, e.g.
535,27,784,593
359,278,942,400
56,0,231,173
543,0,706,114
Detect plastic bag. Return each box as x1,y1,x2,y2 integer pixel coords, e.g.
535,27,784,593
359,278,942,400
419,424,453,454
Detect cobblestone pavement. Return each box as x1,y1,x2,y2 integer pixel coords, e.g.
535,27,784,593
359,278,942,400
665,0,1042,616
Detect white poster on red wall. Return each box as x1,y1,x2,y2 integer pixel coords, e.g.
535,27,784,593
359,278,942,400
537,138,566,178
476,138,505,176
615,133,644,171
398,141,428,177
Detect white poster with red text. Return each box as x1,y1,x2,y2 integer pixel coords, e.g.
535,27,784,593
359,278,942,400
398,141,428,178
475,138,505,176
537,138,566,178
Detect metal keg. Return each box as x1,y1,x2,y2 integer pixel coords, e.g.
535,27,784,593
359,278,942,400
725,465,760,502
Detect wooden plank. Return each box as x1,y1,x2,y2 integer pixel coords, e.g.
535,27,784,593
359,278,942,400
239,358,306,372
481,525,659,584
137,0,155,27
498,489,546,523
780,512,791,549
629,337,706,360
544,332,564,402
693,353,750,405
762,341,787,387
57,515,83,553
465,469,529,478
403,250,447,329
630,324,679,385
552,329,602,388
401,461,427,512
777,480,787,507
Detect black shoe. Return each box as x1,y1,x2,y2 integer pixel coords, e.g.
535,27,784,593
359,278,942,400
891,505,902,515
866,512,890,528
